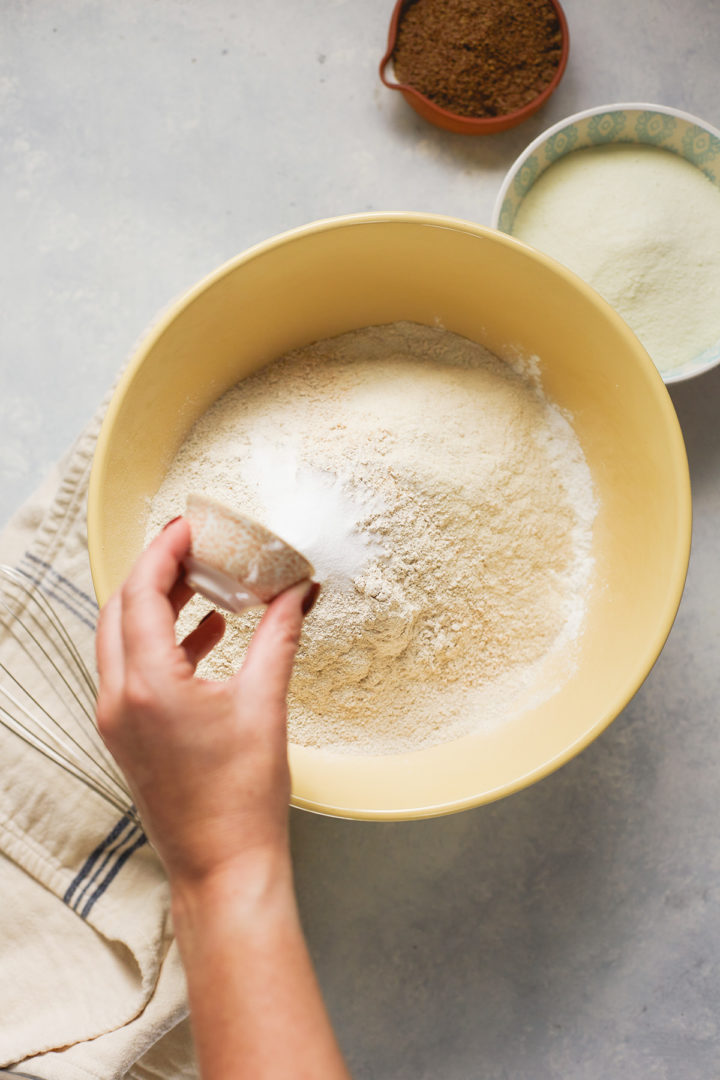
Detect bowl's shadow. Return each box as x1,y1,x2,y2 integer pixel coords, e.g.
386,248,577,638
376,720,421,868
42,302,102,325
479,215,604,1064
376,56,584,208
668,361,720,500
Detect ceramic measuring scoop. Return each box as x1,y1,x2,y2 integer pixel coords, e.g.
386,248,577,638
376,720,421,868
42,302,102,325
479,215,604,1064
183,493,315,614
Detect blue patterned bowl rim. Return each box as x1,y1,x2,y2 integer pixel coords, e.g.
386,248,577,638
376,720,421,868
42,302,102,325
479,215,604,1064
490,102,720,383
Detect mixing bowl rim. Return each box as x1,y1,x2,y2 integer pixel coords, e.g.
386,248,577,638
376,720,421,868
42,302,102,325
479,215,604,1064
88,210,692,821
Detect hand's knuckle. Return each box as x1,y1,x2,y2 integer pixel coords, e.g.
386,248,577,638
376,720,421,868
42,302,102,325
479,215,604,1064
121,578,144,606
123,673,156,713
274,618,301,651
95,697,116,739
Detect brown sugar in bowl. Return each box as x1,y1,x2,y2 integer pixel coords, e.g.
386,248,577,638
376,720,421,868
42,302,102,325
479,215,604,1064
379,0,570,135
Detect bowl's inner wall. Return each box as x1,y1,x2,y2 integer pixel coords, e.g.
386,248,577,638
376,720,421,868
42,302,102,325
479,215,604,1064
497,108,720,233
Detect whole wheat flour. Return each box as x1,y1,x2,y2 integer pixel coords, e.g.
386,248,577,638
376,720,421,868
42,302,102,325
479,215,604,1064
147,322,597,755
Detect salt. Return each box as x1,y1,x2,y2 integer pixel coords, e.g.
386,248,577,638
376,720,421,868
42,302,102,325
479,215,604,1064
242,436,384,589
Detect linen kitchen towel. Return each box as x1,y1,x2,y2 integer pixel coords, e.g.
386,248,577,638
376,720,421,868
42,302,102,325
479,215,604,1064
0,409,198,1080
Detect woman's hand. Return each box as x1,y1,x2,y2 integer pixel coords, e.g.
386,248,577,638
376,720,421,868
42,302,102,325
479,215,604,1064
95,519,350,1080
95,517,318,888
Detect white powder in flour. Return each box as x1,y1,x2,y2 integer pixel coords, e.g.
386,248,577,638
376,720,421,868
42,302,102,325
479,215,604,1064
241,435,385,588
147,322,597,755
512,143,720,373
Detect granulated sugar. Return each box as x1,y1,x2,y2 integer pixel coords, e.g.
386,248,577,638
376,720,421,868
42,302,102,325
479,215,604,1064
147,322,597,755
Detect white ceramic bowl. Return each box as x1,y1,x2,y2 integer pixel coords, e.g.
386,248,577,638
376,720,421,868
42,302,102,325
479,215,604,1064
491,103,720,384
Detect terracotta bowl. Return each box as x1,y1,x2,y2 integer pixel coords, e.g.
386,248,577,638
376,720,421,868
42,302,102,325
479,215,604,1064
379,0,569,135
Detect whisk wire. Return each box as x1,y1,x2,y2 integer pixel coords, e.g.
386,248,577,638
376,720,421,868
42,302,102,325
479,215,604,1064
0,660,129,805
0,564,137,822
1,567,97,712
0,699,136,818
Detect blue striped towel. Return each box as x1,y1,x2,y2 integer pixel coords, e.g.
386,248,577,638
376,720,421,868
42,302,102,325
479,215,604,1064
0,410,197,1080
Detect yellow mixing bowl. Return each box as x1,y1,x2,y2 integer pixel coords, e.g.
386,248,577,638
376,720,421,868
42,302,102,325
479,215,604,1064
88,213,691,821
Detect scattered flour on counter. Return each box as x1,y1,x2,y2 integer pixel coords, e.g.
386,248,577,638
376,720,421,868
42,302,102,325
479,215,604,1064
147,322,598,755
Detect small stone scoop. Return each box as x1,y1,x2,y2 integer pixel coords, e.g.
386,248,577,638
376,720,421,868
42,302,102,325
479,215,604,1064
183,493,315,614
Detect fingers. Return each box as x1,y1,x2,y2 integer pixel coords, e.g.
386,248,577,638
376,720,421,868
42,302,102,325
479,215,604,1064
181,610,226,670
121,518,193,671
238,580,319,707
96,591,125,705
168,569,194,617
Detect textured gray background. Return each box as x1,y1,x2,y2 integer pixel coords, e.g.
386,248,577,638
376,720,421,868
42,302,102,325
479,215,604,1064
2,1,720,1077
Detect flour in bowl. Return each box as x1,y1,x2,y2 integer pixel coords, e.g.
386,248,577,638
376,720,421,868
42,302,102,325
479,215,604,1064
146,322,597,754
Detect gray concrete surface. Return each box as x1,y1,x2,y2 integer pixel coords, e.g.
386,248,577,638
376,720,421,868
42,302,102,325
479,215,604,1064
2,1,720,1076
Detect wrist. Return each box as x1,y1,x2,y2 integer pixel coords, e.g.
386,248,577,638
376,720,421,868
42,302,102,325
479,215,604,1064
167,837,351,1080
170,845,297,943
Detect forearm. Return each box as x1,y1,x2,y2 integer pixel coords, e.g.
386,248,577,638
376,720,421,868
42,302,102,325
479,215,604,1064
171,853,351,1080
95,528,336,1075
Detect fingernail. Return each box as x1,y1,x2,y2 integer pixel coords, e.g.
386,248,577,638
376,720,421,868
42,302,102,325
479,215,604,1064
301,581,321,616
199,609,215,625
162,516,181,531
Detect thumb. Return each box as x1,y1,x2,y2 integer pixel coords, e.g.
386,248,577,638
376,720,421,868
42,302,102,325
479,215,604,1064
238,580,320,704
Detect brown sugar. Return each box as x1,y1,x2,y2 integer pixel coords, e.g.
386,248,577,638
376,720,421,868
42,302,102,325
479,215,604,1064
392,0,563,119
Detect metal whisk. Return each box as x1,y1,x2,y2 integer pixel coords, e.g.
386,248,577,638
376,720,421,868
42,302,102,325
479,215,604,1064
0,564,137,822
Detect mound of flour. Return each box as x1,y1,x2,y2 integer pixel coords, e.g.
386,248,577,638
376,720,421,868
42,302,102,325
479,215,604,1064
147,322,597,755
